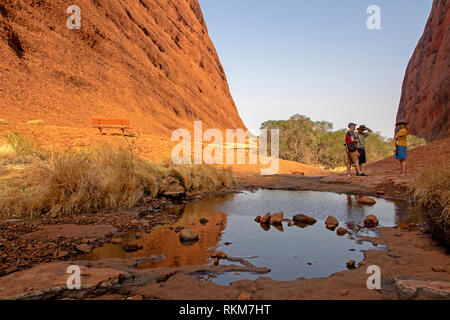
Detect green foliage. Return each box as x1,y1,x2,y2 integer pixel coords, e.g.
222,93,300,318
261,114,425,169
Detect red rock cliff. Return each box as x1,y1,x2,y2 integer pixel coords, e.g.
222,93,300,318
0,0,246,136
396,0,449,141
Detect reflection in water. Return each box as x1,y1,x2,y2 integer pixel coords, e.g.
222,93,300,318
80,190,425,285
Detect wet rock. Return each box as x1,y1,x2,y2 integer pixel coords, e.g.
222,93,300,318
212,251,228,260
336,227,348,236
179,229,199,242
364,215,379,228
199,218,209,225
213,258,219,265
325,216,339,230
346,260,356,269
238,292,252,300
358,197,376,205
287,221,294,227
75,244,92,254
254,216,261,223
122,243,143,252
270,212,284,225
293,214,317,224
260,213,271,224
224,242,232,246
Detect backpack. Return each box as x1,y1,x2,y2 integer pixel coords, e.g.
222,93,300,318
345,131,357,152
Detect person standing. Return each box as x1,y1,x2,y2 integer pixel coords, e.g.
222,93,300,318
394,120,408,176
355,125,372,175
345,122,363,176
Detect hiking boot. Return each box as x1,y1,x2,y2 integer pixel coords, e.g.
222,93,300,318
358,173,368,177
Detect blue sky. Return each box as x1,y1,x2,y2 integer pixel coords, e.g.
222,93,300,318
199,0,433,137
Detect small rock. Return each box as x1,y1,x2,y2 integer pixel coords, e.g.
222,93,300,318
270,212,284,225
214,251,228,260
135,232,142,239
127,295,144,300
394,231,403,237
213,258,219,265
224,242,232,246
254,216,261,223
260,213,271,224
336,227,348,236
179,229,199,242
111,238,124,245
293,214,317,224
340,290,349,296
56,251,69,258
238,292,252,300
346,260,356,269
358,197,377,205
199,218,209,225
130,219,139,225
122,243,143,252
75,244,92,254
358,261,366,266
432,265,445,272
364,215,379,228
174,226,185,233
325,216,339,230
288,221,294,227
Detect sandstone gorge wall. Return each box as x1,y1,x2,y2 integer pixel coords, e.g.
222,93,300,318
396,0,449,141
0,0,245,136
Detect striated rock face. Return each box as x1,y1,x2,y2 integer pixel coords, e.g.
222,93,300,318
396,0,450,141
0,0,245,136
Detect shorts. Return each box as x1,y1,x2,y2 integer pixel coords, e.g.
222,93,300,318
395,145,407,160
346,151,359,165
357,148,366,164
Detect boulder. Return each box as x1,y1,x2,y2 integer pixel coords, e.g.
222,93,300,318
179,229,199,242
336,227,348,236
293,214,317,224
364,215,379,228
325,216,339,230
358,197,376,205
270,212,284,225
260,213,271,224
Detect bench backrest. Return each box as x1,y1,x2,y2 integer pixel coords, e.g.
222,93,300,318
92,118,130,126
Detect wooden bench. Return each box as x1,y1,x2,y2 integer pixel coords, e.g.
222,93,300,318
92,118,131,134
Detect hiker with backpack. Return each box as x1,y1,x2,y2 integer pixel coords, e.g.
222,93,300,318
394,120,408,176
345,122,365,176
355,125,373,175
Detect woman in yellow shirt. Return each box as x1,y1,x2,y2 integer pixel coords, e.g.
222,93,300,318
394,120,408,176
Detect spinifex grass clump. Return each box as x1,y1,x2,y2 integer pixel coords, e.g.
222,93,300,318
0,133,234,218
410,161,450,245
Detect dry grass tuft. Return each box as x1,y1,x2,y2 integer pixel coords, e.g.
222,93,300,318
0,133,234,218
410,160,450,244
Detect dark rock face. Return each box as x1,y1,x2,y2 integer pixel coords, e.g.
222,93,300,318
396,0,450,141
0,0,245,136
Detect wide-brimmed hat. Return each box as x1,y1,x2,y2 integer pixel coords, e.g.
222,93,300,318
396,119,407,126
357,125,366,130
